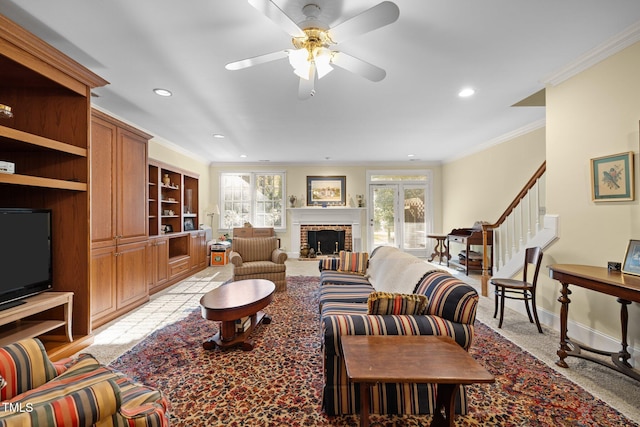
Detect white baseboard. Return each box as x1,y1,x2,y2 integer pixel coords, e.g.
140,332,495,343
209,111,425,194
503,298,640,367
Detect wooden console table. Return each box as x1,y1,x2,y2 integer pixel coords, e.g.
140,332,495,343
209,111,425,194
548,264,640,381
0,292,73,346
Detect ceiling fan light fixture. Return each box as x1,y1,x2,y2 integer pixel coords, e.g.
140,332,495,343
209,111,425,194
314,48,333,79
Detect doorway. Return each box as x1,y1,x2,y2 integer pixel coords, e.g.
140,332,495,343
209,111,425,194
367,173,431,257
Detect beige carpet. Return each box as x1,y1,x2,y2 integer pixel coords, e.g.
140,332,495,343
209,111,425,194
83,259,640,423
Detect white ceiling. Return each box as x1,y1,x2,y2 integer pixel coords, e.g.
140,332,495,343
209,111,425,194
3,1,640,165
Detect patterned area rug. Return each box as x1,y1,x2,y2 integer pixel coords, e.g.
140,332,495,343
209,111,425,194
109,276,637,426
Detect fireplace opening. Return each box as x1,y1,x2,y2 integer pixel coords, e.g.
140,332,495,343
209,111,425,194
308,230,345,255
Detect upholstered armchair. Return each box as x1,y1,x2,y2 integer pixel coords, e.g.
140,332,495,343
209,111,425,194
229,236,288,291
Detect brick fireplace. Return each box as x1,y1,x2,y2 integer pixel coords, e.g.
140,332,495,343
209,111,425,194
288,208,364,257
301,225,351,254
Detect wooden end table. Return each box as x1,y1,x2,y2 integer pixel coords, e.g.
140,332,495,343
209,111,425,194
427,233,449,264
341,335,494,427
200,279,275,351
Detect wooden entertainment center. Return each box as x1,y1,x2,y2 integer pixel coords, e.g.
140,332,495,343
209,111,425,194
0,16,208,358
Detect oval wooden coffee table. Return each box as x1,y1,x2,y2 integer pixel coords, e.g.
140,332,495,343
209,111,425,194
200,279,275,351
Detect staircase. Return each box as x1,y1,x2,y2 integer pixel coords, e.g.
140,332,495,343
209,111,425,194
479,162,559,296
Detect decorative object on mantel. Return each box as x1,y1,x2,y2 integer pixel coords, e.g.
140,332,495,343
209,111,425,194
289,195,297,208
0,103,13,119
590,151,634,202
356,194,365,207
307,175,346,206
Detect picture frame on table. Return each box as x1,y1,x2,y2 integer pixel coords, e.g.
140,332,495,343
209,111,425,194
184,217,195,231
622,239,640,276
590,152,634,202
306,176,346,206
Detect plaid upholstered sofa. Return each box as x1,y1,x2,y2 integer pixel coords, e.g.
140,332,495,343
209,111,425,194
0,338,169,426
319,246,479,416
230,236,288,291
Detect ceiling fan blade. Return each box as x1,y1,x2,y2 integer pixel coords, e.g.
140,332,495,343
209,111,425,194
331,52,386,82
298,63,317,100
225,50,289,70
248,0,305,38
328,1,400,43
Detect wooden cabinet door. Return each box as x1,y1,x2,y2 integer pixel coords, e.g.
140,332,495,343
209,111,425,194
190,231,207,270
90,245,117,322
90,116,117,249
116,241,149,309
116,128,148,245
155,237,169,287
147,237,169,292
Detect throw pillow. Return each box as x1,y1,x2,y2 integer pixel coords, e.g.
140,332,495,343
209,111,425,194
367,291,429,315
338,251,369,274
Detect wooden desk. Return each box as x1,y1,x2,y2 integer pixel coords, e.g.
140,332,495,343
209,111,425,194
341,335,494,427
548,264,640,381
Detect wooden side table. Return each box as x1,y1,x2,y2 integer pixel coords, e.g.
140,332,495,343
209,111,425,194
341,335,494,427
427,233,449,264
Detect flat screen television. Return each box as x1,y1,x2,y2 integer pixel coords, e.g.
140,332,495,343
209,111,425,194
0,208,53,310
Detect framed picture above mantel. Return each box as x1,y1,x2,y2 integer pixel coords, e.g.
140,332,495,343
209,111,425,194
307,176,346,206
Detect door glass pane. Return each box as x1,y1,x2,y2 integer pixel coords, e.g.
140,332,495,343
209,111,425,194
403,186,426,251
372,186,397,248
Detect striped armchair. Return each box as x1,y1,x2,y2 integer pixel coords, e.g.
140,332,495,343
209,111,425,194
0,338,169,426
321,271,479,416
230,236,288,291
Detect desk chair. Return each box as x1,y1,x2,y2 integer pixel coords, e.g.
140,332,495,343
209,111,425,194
491,246,544,333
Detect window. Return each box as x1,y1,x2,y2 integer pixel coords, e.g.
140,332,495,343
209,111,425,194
219,172,286,230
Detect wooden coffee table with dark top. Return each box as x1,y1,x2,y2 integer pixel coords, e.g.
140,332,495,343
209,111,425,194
341,335,494,427
200,279,275,351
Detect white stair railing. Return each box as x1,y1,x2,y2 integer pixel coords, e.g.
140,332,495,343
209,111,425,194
480,163,558,296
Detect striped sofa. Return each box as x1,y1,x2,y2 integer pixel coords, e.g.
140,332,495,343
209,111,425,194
0,338,169,426
319,246,479,416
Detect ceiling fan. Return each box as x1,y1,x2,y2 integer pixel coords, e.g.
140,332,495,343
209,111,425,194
225,0,400,99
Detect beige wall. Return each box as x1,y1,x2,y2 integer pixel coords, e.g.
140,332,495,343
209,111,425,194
544,41,640,342
442,127,546,232
148,140,212,226
210,163,443,252
442,41,640,352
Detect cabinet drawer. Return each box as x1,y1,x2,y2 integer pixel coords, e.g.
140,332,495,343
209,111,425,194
448,235,467,244
169,257,190,278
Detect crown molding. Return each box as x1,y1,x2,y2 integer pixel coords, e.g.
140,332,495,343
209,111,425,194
444,119,546,164
542,20,640,86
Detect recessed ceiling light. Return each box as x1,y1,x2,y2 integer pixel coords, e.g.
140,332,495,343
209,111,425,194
212,133,225,139
153,88,172,97
240,154,247,158
408,154,415,158
458,87,475,98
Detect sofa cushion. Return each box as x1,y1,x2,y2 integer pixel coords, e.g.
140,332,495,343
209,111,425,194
367,292,428,315
321,301,369,317
320,270,370,286
0,338,57,400
320,283,374,302
338,251,369,274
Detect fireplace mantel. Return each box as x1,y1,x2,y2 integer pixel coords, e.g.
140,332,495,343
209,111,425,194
288,208,365,256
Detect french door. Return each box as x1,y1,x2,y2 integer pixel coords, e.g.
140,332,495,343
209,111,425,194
368,183,429,257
